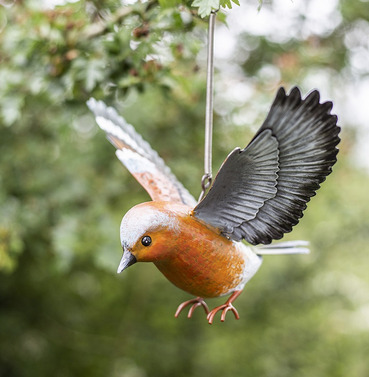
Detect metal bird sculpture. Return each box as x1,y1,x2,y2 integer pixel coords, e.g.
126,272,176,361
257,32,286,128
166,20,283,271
88,87,340,324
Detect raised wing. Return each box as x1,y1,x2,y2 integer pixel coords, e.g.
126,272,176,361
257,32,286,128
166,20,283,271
193,87,340,245
87,99,196,207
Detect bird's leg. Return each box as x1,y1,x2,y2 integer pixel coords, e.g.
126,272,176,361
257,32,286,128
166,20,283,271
207,290,242,324
174,297,210,318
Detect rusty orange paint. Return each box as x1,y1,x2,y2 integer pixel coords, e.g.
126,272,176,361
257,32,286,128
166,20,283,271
108,135,184,203
127,201,246,298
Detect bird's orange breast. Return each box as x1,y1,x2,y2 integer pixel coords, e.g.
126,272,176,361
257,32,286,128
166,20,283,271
152,207,246,298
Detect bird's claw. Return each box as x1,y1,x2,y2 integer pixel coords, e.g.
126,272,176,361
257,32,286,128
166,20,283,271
174,297,209,318
207,303,239,324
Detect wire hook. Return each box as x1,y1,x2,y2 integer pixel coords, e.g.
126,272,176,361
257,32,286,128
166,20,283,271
199,10,217,202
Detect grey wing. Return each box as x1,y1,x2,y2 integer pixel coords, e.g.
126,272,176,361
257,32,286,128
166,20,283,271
193,87,340,245
87,98,197,207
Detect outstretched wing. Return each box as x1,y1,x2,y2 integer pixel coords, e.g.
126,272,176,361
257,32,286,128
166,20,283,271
87,99,197,207
193,87,340,245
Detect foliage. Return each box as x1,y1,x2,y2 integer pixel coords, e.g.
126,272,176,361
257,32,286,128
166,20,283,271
192,0,240,18
1,0,369,377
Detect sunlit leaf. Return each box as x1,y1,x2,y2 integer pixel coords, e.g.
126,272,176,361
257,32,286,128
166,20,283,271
85,59,106,92
0,96,24,126
192,0,220,18
220,0,240,10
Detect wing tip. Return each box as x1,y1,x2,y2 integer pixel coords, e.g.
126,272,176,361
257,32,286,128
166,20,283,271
276,86,337,117
87,98,125,128
86,97,97,110
214,86,340,246
277,86,341,148
87,97,106,116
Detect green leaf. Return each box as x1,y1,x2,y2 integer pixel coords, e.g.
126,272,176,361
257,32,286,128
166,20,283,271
220,0,239,10
0,96,24,126
85,59,106,92
191,0,220,18
158,0,181,8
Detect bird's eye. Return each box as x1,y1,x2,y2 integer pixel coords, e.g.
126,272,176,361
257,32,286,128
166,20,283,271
141,236,152,247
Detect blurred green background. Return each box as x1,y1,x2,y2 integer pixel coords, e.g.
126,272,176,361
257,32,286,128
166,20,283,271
1,0,369,376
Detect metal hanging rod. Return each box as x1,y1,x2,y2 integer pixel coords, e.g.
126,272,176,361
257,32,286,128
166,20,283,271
199,10,217,202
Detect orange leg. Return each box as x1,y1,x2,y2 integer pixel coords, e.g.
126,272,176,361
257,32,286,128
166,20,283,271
207,290,242,324
174,297,210,318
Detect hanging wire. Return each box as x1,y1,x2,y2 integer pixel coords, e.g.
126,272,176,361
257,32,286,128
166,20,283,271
199,10,217,202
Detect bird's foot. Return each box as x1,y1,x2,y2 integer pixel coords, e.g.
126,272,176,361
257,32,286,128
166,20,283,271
174,297,209,318
207,290,242,324
207,303,239,324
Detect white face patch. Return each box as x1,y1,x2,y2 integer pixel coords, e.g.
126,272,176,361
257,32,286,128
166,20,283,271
120,204,180,249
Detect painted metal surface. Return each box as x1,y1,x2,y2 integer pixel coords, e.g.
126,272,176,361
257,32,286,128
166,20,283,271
88,87,340,323
120,201,261,298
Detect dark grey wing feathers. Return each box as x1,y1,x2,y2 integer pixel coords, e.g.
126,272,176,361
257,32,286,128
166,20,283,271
240,87,340,244
194,87,340,245
194,129,280,232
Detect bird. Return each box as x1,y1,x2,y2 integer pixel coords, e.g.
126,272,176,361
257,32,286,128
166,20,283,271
87,87,340,324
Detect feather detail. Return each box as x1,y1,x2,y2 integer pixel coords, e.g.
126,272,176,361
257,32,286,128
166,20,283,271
256,240,310,255
87,98,196,207
193,87,340,245
194,129,279,230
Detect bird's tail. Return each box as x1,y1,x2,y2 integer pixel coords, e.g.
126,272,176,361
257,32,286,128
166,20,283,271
255,241,310,255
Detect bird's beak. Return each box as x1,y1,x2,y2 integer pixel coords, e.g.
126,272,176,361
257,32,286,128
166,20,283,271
117,247,137,273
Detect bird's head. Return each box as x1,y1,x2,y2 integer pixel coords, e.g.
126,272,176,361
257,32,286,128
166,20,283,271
117,201,187,273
